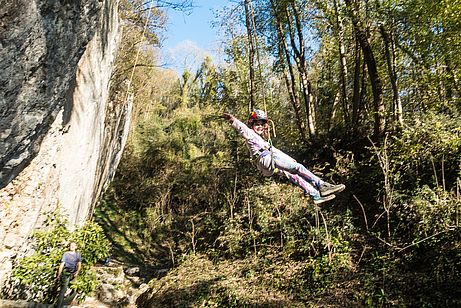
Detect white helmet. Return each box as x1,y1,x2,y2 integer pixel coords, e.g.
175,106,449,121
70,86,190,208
248,109,268,126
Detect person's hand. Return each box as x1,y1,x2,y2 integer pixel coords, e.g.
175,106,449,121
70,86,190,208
221,113,233,122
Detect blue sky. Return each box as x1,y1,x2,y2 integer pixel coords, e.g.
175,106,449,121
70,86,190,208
160,0,231,73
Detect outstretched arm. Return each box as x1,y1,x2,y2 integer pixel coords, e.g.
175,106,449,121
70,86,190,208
222,113,260,142
221,113,235,123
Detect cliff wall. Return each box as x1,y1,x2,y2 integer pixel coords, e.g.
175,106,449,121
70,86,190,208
0,0,129,290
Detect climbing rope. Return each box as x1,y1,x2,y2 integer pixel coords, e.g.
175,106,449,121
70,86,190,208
247,0,276,141
245,2,280,174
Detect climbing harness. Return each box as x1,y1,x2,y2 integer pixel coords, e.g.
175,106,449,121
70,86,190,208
254,148,270,158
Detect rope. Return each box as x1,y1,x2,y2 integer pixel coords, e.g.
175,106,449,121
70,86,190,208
244,2,279,174
247,0,276,141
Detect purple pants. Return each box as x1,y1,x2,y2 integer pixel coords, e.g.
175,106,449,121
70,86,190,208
272,151,323,197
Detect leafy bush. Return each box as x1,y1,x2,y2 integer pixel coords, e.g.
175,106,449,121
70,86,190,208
389,112,461,191
12,211,110,304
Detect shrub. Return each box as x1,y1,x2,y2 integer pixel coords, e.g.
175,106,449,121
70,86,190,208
12,210,110,304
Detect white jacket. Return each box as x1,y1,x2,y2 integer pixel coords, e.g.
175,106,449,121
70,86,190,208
231,117,288,176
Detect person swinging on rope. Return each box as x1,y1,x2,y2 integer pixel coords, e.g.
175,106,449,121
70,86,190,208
222,110,345,204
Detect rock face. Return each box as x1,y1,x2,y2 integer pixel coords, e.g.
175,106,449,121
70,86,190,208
0,0,128,291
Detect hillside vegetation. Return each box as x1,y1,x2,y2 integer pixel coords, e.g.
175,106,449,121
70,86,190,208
98,0,461,306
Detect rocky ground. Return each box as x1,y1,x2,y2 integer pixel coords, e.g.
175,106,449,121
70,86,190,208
75,259,152,308
84,259,150,308
0,259,151,308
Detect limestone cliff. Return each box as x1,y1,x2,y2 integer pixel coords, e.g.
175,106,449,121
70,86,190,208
0,0,128,289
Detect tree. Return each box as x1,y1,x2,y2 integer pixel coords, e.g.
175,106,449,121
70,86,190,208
271,0,307,142
332,0,350,125
284,0,317,136
345,0,385,139
379,23,403,129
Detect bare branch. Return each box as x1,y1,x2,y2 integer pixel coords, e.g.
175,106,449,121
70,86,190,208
353,194,369,231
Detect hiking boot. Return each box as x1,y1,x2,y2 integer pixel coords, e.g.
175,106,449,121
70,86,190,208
312,194,336,204
319,183,345,197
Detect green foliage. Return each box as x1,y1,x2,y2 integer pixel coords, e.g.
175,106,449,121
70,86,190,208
389,112,461,189
340,113,461,306
102,1,461,306
99,101,236,264
216,183,354,264
293,254,352,300
396,0,461,109
12,211,110,304
103,54,461,307
397,186,459,237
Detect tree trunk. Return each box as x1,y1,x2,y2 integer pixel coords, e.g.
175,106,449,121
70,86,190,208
333,0,350,125
272,2,307,142
352,34,362,129
179,70,190,108
345,0,385,139
329,90,341,132
286,2,316,136
359,55,368,120
390,30,403,126
380,24,403,128
444,58,460,103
